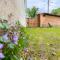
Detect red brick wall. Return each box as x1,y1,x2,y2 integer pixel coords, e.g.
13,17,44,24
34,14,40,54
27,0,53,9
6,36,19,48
27,16,39,27
40,14,60,27
27,14,60,27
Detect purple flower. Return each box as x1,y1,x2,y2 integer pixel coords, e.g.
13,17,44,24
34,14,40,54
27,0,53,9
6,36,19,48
13,35,18,41
0,53,5,59
12,35,18,45
13,41,18,45
24,48,29,52
0,44,4,49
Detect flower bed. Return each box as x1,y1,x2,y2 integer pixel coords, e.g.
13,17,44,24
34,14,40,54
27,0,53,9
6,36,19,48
0,20,28,60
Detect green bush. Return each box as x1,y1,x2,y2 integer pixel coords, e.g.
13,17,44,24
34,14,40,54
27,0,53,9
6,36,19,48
0,20,28,60
26,7,38,18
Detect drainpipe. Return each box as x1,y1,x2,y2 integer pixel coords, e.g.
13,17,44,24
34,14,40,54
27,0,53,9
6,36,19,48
16,0,27,27
24,0,27,9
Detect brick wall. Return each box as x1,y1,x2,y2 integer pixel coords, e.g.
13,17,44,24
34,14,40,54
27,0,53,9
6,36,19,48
27,13,60,27
40,13,60,27
27,16,39,27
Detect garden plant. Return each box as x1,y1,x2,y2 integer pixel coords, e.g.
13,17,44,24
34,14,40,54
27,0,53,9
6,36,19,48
0,19,28,60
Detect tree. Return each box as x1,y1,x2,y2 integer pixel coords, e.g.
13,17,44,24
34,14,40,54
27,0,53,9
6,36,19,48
26,7,38,18
51,8,60,15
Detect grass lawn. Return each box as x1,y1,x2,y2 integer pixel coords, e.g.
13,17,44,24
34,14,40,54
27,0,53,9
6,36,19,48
24,27,60,60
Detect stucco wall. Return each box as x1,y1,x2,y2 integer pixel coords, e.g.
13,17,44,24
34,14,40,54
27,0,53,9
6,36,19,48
0,0,26,26
16,0,26,27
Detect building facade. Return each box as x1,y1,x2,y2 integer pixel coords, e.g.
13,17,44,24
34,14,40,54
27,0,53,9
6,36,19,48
40,13,60,27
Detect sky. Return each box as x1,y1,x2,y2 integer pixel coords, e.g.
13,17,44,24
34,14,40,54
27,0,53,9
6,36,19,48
27,0,60,13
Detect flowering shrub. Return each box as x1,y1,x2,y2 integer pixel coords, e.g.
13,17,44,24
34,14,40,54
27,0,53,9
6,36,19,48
0,20,28,60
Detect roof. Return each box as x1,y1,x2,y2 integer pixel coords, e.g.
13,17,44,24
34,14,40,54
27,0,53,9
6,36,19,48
39,13,60,17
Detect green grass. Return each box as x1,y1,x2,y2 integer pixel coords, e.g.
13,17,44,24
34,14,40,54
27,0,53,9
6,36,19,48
24,27,60,59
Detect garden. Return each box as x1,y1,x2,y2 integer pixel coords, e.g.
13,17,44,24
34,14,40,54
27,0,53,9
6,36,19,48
0,19,28,60
0,19,60,60
0,0,60,60
0,7,60,60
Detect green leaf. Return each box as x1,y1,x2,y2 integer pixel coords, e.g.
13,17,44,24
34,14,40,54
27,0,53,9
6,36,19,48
0,36,4,43
0,23,4,29
2,23,9,29
8,43,15,49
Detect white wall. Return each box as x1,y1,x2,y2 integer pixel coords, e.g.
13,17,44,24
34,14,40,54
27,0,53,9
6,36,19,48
0,0,26,27
16,0,27,27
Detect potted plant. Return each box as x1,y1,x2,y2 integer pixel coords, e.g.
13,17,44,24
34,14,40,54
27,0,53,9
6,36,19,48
26,7,39,27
